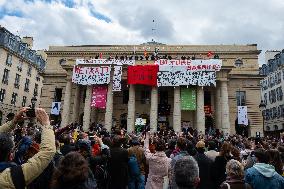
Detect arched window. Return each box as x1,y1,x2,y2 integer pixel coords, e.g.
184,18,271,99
235,58,243,67
59,59,66,65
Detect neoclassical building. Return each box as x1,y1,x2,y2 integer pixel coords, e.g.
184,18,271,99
41,43,263,136
0,27,46,124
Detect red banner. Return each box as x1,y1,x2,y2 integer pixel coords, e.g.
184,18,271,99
91,86,107,109
127,65,158,86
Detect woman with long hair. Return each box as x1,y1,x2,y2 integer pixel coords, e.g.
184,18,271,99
211,141,232,189
266,149,283,175
51,152,97,189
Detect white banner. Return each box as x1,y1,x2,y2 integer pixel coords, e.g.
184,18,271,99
155,59,222,71
157,70,216,86
51,102,61,115
238,106,248,126
112,66,122,91
135,118,146,126
76,59,135,65
72,65,111,85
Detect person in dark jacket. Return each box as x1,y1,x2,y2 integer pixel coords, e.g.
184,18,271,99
109,135,129,189
60,134,75,156
220,159,252,189
193,141,213,189
211,141,232,189
51,152,97,189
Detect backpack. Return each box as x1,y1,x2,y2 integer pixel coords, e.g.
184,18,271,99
0,162,25,189
128,154,140,176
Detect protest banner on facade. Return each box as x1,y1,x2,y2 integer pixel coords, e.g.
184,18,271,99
181,88,196,110
157,70,216,86
238,106,248,125
155,59,222,71
72,65,111,85
76,59,135,65
91,86,108,109
112,66,122,91
127,65,158,86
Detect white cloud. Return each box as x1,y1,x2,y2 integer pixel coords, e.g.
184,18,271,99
0,0,284,65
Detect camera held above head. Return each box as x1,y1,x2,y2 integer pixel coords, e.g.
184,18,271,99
26,97,37,118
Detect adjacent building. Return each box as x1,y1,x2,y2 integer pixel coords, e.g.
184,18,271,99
260,50,284,136
41,43,263,136
0,26,46,124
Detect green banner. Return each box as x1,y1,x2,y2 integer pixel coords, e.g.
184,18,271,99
181,88,196,110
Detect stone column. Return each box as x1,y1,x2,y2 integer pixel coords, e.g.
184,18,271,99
214,84,222,130
90,108,96,124
83,85,92,131
127,85,135,133
150,87,158,132
196,86,205,134
220,81,230,135
173,87,181,132
61,79,72,127
105,82,113,132
72,85,81,123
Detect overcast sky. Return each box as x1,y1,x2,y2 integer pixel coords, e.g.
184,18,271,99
0,0,283,65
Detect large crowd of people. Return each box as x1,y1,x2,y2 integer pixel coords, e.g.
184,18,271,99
0,107,284,189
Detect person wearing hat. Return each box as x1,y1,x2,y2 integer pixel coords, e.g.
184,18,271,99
194,140,214,189
128,136,146,189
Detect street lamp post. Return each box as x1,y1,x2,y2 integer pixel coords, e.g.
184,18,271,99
259,100,266,137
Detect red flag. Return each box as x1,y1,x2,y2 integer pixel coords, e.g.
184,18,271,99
207,51,214,57
127,65,158,86
99,53,103,59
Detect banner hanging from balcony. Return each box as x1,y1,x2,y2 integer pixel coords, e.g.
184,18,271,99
181,88,196,110
127,65,158,86
156,59,221,87
76,59,135,65
155,59,222,71
72,65,111,85
157,69,216,86
238,106,248,126
91,86,107,109
112,66,122,91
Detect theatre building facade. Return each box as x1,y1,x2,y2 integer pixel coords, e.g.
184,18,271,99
41,43,263,136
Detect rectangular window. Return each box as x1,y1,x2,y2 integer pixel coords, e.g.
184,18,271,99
122,90,129,104
0,89,6,102
22,96,27,107
36,74,40,81
2,69,10,85
27,64,32,77
141,90,150,104
14,74,21,89
24,78,30,92
54,88,62,102
6,54,12,66
34,83,38,96
17,59,23,72
236,91,246,106
11,92,18,105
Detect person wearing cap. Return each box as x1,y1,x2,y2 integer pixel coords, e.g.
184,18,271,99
128,136,146,189
194,140,214,189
